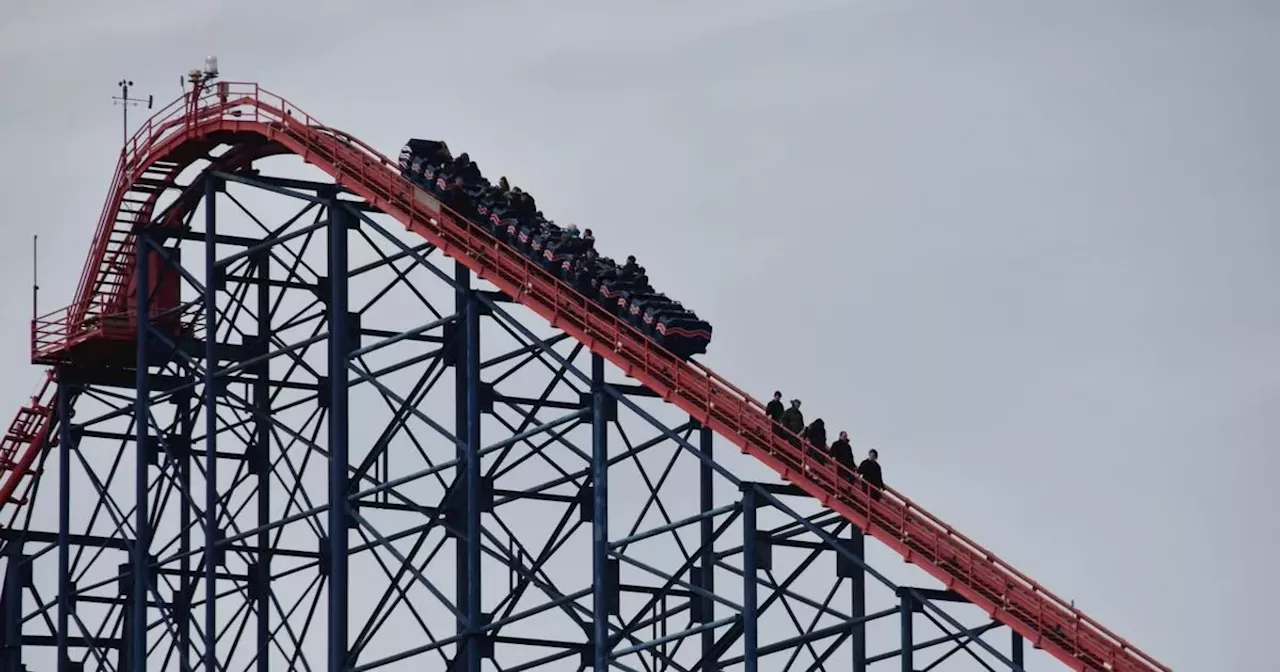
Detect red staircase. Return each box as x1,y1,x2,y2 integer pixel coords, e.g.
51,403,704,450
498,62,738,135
0,373,54,518
10,84,1169,672
93,160,183,306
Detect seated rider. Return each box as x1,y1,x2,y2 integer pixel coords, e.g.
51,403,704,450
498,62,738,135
619,256,645,285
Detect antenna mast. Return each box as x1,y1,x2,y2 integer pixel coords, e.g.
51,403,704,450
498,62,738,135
112,79,153,152
181,56,221,120
31,235,38,322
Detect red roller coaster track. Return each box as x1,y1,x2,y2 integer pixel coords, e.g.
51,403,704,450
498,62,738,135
2,82,1169,672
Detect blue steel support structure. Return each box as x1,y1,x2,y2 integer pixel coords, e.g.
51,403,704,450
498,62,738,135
591,353,609,671
253,245,272,672
5,156,1056,672
848,530,866,672
175,379,194,672
698,424,714,669
455,259,485,672
328,196,352,672
55,371,71,672
131,230,151,672
202,173,221,672
741,486,758,672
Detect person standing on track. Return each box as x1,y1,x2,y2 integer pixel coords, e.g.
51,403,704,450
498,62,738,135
765,391,784,423
781,399,804,435
830,430,855,480
802,417,828,472
857,449,884,500
780,399,805,452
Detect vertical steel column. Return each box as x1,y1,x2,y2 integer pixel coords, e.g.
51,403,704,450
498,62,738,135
175,390,193,672
131,233,152,672
698,426,715,669
454,264,468,662
254,251,272,672
202,175,220,672
464,282,482,672
1012,631,1024,671
741,487,758,672
55,371,72,672
590,354,609,671
850,532,866,672
900,593,914,672
1,540,25,672
456,261,483,672
327,203,351,672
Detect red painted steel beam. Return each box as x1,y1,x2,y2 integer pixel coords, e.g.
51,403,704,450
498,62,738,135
46,84,1168,672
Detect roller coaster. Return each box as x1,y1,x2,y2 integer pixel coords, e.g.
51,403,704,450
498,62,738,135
0,77,1171,671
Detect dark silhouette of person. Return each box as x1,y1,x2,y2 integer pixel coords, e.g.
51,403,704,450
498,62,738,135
857,449,884,500
803,418,828,469
830,430,855,481
620,255,641,279
781,399,804,435
780,399,805,451
765,391,784,423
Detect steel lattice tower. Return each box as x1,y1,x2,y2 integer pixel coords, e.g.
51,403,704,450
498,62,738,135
0,82,1169,672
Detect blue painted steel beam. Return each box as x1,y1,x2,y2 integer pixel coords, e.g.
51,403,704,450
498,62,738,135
865,621,1004,665
698,425,715,669
851,531,866,672
254,249,272,672
215,213,329,270
454,262,471,668
716,606,898,667
202,173,221,672
131,231,151,672
2,539,26,671
900,592,914,672
741,487,758,672
175,388,193,672
591,353,610,671
328,199,352,671
459,259,485,672
55,371,71,672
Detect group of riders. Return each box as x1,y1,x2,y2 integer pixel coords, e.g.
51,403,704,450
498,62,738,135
765,392,884,496
397,140,714,360
395,141,879,493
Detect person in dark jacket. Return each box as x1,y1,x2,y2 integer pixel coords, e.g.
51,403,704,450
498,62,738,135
857,449,884,500
803,418,827,447
780,399,804,450
830,431,855,480
765,391,784,423
781,399,804,434
802,417,828,470
620,255,641,278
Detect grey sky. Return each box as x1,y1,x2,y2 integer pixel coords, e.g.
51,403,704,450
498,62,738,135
2,0,1277,669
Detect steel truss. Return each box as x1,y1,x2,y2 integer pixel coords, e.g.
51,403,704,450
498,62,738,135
0,159,1037,672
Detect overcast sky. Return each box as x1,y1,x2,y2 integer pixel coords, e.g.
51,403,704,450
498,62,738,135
2,1,1278,670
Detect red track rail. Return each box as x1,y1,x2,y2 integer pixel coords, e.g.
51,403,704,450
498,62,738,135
10,83,1169,672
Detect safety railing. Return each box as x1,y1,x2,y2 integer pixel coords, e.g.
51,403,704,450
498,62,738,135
66,83,1169,672
31,298,200,364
